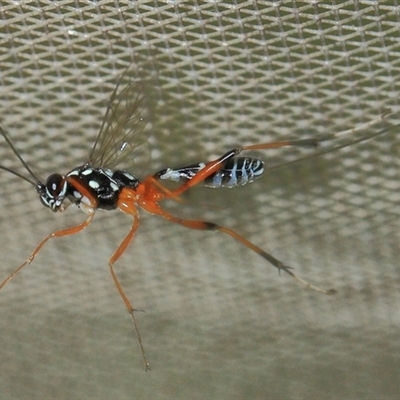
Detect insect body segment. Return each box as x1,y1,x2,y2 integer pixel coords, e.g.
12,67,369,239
156,157,265,188
67,166,140,211
38,174,68,211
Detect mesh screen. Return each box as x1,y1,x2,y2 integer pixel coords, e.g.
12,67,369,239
1,2,400,399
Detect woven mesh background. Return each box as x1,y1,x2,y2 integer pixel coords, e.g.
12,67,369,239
1,2,400,399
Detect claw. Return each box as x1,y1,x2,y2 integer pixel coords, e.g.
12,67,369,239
278,264,294,275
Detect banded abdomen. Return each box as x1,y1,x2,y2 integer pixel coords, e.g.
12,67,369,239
156,157,264,188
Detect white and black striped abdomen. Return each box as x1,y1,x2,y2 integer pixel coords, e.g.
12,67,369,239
157,157,264,188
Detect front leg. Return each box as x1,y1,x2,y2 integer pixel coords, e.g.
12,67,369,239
0,212,95,291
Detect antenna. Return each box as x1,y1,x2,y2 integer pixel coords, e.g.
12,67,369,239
0,126,41,187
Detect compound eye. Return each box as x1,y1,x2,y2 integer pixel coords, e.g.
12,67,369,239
46,174,65,197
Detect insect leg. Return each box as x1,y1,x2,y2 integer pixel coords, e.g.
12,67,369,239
109,201,150,371
138,200,336,295
0,213,94,291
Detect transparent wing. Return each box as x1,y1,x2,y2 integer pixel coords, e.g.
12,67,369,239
89,62,157,169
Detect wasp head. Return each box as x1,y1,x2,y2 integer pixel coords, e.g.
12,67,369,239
38,174,68,212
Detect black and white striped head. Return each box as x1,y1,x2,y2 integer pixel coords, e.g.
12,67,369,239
0,127,69,213
37,173,68,212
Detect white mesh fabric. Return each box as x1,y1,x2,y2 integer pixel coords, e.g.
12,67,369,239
1,2,400,399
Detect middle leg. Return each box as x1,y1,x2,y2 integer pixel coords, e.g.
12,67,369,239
109,202,150,371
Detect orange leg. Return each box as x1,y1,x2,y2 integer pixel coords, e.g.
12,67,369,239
138,199,336,295
0,212,94,291
111,201,150,371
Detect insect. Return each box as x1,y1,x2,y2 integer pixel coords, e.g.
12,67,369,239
0,63,392,370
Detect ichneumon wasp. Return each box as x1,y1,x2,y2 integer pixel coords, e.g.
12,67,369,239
0,62,392,370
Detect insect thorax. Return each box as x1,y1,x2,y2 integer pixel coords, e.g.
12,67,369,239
66,165,140,210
